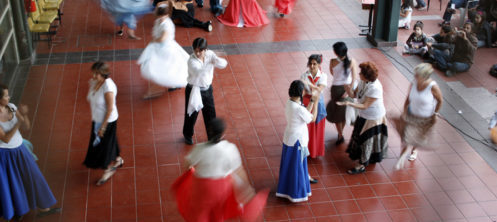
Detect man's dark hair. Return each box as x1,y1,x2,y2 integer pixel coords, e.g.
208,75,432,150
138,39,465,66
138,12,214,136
192,37,208,50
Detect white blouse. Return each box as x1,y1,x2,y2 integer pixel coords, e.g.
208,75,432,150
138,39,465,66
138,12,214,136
87,78,119,123
332,60,352,86
300,70,327,93
409,80,437,118
187,50,227,88
356,79,386,120
283,100,313,147
186,140,242,179
0,103,23,149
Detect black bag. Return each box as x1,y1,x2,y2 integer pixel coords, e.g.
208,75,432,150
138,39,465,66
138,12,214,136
490,64,497,78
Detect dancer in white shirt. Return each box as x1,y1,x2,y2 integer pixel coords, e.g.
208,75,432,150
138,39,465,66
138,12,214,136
137,2,189,99
183,38,227,145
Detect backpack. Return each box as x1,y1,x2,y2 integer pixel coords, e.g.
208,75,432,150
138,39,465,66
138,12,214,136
490,64,497,78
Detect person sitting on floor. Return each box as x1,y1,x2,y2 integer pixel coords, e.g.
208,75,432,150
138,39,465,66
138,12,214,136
156,0,213,32
425,24,455,62
472,11,494,47
433,22,478,76
404,21,429,57
399,0,414,29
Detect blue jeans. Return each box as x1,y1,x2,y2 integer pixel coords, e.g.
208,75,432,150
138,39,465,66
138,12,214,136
416,0,426,7
111,13,137,30
195,0,223,13
442,0,478,22
433,49,470,72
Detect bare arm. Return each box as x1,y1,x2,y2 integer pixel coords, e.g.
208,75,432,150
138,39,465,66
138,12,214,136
349,59,359,92
346,97,377,110
98,92,115,137
0,122,21,143
15,107,31,131
431,84,443,113
306,93,319,122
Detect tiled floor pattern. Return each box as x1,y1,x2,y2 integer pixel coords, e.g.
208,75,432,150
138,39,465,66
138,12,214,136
10,0,497,221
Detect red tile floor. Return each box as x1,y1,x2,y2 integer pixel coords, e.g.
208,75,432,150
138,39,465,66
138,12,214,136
10,0,497,221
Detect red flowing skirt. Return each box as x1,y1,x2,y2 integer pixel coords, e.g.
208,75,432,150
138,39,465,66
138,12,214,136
217,0,269,27
275,0,297,15
303,95,326,158
171,168,269,222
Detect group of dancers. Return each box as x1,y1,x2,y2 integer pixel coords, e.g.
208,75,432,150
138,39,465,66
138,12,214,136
98,0,305,38
0,1,447,221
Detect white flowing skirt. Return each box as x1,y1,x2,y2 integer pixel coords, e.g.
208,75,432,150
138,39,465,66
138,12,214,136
137,40,189,88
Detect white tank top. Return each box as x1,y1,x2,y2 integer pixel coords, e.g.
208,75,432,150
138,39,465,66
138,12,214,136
332,59,352,86
0,103,23,149
408,80,437,118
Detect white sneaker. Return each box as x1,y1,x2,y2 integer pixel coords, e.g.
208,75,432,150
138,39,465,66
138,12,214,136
408,151,418,161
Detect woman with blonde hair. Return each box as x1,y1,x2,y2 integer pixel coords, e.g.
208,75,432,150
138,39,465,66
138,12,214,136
394,63,442,169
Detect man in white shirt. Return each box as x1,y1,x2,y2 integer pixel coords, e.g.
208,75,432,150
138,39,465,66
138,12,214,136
183,37,228,145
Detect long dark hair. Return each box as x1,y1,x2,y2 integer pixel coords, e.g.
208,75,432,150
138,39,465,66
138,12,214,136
289,80,305,105
207,118,226,144
401,0,414,9
333,42,351,76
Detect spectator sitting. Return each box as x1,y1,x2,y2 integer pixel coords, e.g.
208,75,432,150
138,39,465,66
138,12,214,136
433,22,478,76
157,0,213,32
425,24,454,62
440,0,479,26
399,0,414,29
404,21,429,56
472,11,495,47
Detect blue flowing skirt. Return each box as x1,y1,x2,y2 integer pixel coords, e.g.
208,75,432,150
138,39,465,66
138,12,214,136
0,144,56,220
276,141,311,202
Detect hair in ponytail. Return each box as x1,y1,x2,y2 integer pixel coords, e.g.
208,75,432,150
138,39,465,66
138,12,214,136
333,42,351,76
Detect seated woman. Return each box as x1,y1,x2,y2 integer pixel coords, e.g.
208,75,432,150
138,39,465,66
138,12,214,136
217,0,269,27
472,12,494,47
158,0,213,31
399,0,413,29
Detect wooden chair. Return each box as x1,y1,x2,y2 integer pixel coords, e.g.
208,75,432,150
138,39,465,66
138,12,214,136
27,17,56,46
37,0,62,25
30,0,58,24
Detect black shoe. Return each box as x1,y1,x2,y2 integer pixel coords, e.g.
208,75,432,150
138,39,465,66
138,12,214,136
184,136,193,145
37,208,61,218
205,21,213,32
168,87,179,92
347,166,366,175
197,3,203,7
116,30,124,37
279,13,285,18
335,136,344,145
309,178,318,184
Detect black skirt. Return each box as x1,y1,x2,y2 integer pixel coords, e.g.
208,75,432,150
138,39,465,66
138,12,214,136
326,85,347,123
346,116,388,166
83,121,120,169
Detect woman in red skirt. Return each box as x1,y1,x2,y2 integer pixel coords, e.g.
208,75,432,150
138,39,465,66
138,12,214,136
275,0,297,17
300,54,327,158
172,118,268,222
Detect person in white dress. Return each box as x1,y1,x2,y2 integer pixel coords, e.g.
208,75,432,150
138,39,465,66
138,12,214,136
137,2,189,99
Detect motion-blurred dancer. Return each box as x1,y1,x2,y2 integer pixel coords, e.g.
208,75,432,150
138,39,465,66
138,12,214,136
275,0,297,17
137,2,189,99
394,63,442,169
172,118,269,222
100,0,153,39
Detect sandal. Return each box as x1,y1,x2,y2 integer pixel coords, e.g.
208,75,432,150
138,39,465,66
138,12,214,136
96,168,116,186
335,136,344,145
116,30,124,37
408,151,418,161
37,208,61,218
347,166,366,175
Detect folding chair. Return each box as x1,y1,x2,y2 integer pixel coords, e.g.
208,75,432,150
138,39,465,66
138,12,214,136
28,17,56,46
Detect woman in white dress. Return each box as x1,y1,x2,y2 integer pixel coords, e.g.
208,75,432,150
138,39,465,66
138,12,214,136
137,2,189,99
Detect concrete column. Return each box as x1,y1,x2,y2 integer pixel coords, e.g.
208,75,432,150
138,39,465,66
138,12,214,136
367,0,401,47
9,0,34,61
